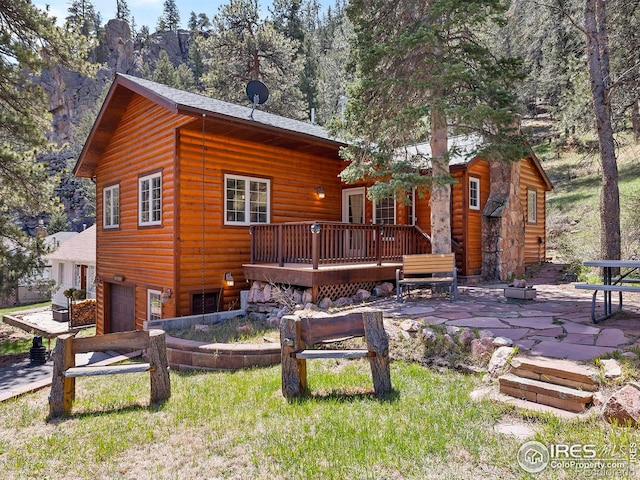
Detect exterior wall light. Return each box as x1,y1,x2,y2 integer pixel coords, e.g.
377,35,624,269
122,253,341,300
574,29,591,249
316,187,325,199
310,223,321,234
224,272,235,287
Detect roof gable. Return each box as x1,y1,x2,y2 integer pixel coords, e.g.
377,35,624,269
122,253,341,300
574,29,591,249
74,74,343,178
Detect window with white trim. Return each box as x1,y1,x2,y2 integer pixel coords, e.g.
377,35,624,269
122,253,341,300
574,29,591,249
527,189,537,223
374,196,396,225
58,263,65,286
139,172,162,226
148,289,162,321
224,174,270,225
104,184,120,228
469,177,480,210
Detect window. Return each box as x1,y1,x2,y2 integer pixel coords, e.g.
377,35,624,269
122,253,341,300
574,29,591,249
148,290,162,321
527,189,537,223
104,184,119,228
87,266,96,295
224,174,270,225
58,263,65,286
374,196,396,225
139,172,162,226
469,177,480,210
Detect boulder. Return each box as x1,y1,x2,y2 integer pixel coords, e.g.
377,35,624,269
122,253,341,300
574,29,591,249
302,289,313,304
488,346,515,377
334,297,353,308
600,358,622,379
353,288,371,302
458,328,475,347
470,337,495,361
603,384,640,426
493,337,514,348
422,328,437,345
318,297,333,310
400,319,422,333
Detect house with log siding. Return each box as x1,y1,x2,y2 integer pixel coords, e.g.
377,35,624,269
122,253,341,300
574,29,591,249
74,74,551,334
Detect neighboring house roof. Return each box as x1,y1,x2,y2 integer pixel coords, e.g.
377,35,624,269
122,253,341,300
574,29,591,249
44,231,78,251
46,225,96,264
74,74,345,178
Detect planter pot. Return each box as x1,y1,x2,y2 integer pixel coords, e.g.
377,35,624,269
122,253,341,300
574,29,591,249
504,287,537,300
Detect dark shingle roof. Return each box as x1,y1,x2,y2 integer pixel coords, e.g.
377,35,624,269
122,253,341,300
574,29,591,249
118,74,338,143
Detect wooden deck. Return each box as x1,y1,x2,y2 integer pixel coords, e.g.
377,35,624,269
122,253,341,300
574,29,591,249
245,222,431,301
243,261,402,287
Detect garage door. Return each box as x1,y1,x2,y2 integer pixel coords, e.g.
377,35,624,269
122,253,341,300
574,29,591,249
109,283,135,332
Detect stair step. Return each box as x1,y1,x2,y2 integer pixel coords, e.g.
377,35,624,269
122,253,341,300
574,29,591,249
509,356,599,389
499,373,593,413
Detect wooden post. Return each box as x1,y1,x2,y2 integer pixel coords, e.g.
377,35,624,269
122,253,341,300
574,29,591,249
49,333,76,416
148,329,171,404
278,224,284,267
280,315,306,398
363,311,392,396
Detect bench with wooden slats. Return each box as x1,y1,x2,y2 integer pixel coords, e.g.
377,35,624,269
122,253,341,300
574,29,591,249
280,311,391,398
49,329,170,416
395,253,458,301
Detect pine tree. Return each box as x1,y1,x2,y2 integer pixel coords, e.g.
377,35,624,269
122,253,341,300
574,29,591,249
202,0,305,118
152,50,178,87
339,0,526,254
159,0,180,32
116,0,130,22
66,0,99,37
0,1,89,296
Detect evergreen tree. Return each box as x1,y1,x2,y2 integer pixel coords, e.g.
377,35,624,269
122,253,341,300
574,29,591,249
202,0,305,118
188,39,205,88
188,11,198,31
175,63,196,91
0,1,89,296
66,0,100,37
116,0,130,22
152,50,178,87
159,0,180,32
339,0,526,254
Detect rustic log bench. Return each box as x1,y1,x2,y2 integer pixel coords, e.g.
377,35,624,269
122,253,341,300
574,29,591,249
396,253,458,301
49,329,170,416
280,310,391,398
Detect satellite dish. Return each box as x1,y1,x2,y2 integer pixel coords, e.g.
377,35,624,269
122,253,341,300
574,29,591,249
246,80,269,119
246,80,269,105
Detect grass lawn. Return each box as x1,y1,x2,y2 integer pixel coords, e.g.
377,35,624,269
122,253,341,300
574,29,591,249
0,359,637,479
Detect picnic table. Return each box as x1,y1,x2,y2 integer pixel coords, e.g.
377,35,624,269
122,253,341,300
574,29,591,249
575,260,640,323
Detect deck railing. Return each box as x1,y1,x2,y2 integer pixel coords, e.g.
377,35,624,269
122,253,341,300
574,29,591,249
250,222,431,269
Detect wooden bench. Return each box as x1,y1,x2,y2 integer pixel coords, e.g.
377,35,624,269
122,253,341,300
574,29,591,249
575,282,640,323
49,329,170,416
280,310,391,398
395,253,458,301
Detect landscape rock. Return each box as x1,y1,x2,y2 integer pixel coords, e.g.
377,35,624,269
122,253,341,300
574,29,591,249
443,334,456,347
318,297,333,310
302,289,313,304
400,319,422,333
600,358,622,379
446,325,461,336
488,346,515,377
592,391,607,407
458,328,475,347
236,325,252,335
422,328,437,345
353,289,371,302
334,297,353,308
493,336,514,347
374,282,394,296
194,324,210,332
471,337,495,361
603,385,640,426
621,351,638,361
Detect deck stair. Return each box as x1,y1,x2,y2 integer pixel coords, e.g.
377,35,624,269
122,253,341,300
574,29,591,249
498,356,600,413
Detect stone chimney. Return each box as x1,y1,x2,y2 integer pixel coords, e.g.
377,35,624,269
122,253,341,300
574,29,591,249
481,160,525,281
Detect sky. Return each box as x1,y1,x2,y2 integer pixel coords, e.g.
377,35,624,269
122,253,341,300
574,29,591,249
36,0,333,30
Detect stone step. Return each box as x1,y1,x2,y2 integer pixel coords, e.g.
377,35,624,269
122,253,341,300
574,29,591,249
509,356,599,390
499,373,593,413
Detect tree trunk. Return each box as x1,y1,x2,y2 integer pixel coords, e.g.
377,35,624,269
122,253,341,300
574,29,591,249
430,106,452,254
584,0,621,262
